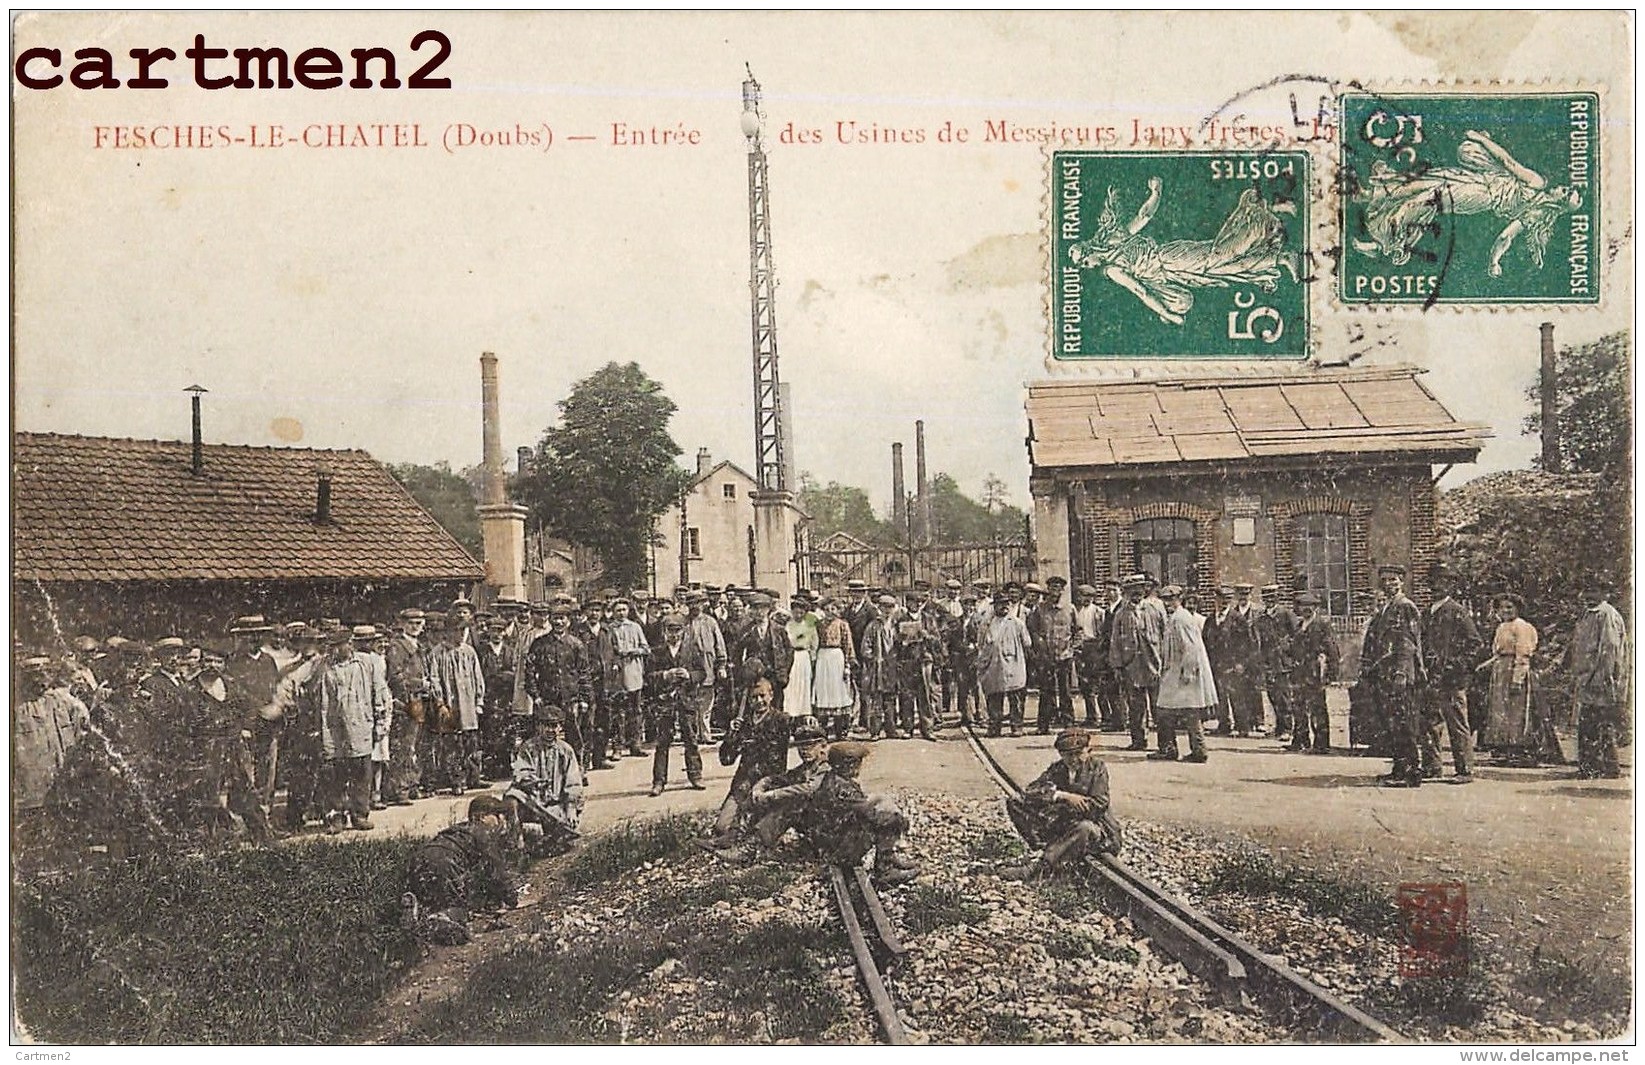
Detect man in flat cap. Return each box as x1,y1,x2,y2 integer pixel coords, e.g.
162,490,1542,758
735,592,794,719
1366,564,1427,788
1289,592,1340,753
15,654,90,844
1255,584,1299,744
1419,562,1482,781
476,612,520,778
804,741,918,886
859,595,905,738
524,603,593,768
948,593,982,727
382,609,432,804
1570,579,1630,780
735,720,832,858
977,594,1031,737
606,598,652,759
681,589,730,743
299,628,390,832
401,795,520,946
504,704,584,856
1219,583,1265,737
1151,586,1214,764
646,615,707,795
1029,575,1078,733
1107,575,1163,750
1005,728,1123,879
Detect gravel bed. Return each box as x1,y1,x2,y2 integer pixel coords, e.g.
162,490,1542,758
439,796,1621,1044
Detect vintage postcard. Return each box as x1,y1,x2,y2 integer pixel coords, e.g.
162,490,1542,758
9,10,1634,1054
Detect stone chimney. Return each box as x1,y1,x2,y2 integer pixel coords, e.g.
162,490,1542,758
892,442,907,532
476,352,529,601
697,447,713,476
1540,322,1561,473
915,419,930,542
516,446,532,476
184,384,208,476
313,463,333,524
480,352,506,506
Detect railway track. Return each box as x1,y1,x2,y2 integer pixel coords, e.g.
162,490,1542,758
826,861,911,1044
959,722,1405,1044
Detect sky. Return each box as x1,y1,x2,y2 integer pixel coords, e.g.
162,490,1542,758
12,11,1633,515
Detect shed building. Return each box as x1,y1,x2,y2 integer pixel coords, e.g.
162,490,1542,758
1026,365,1491,636
13,432,484,646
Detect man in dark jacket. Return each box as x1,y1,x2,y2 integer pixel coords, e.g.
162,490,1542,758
804,741,918,886
1420,562,1482,783
1288,593,1340,752
401,795,520,945
524,605,593,762
1367,564,1427,787
646,616,707,795
1004,727,1123,878
734,593,794,712
1219,584,1265,736
1256,585,1299,742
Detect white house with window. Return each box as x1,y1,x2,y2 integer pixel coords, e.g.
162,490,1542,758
650,450,760,596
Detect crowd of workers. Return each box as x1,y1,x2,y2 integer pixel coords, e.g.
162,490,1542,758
13,563,1630,921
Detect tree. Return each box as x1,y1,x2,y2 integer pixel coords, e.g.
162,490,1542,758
797,471,893,544
980,473,1009,514
1523,330,1631,475
928,472,1028,542
514,362,694,590
387,461,483,558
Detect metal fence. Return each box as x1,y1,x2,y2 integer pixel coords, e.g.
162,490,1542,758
798,532,1036,595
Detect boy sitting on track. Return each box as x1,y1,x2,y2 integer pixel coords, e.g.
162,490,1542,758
1003,727,1124,879
804,741,920,887
503,704,585,857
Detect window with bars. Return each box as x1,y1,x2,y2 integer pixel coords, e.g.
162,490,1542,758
1131,517,1197,589
1294,513,1351,616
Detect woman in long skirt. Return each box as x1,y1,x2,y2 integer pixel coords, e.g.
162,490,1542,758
812,599,858,739
1483,593,1539,765
784,598,818,725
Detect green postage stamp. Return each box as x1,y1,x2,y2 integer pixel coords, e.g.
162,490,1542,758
1339,91,1600,305
1051,151,1311,360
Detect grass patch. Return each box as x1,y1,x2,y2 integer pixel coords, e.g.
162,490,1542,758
903,882,990,934
1520,944,1631,1024
1201,849,1400,937
1044,929,1139,966
967,829,1026,862
560,813,703,890
687,916,849,1041
1373,963,1494,1028
982,1009,1033,1041
14,838,421,1044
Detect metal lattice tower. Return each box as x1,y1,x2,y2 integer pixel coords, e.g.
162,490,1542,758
742,66,787,492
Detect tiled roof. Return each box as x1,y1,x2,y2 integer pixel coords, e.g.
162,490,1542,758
1027,365,1490,472
15,433,485,583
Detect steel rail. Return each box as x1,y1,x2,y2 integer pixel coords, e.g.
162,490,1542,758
959,722,1404,1043
827,863,910,1044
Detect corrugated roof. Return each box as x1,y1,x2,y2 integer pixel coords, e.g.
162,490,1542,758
15,433,485,583
1026,365,1490,471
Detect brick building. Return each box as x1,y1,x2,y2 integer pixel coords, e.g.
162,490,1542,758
13,433,484,646
1026,366,1490,636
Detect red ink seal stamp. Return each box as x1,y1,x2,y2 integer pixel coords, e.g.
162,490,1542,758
1398,881,1469,978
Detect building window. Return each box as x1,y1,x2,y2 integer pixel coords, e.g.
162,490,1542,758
722,483,737,500
1294,513,1350,616
685,527,702,558
1131,517,1197,589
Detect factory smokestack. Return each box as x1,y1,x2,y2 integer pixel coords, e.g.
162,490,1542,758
891,442,907,533
1540,322,1561,473
915,419,930,543
480,352,506,506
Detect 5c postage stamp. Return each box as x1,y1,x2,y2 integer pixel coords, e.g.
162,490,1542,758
1050,150,1311,360
1338,91,1601,306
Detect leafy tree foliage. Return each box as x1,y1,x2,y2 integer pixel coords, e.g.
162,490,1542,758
797,471,893,544
515,363,694,589
1523,330,1631,475
929,472,1028,542
387,461,483,559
